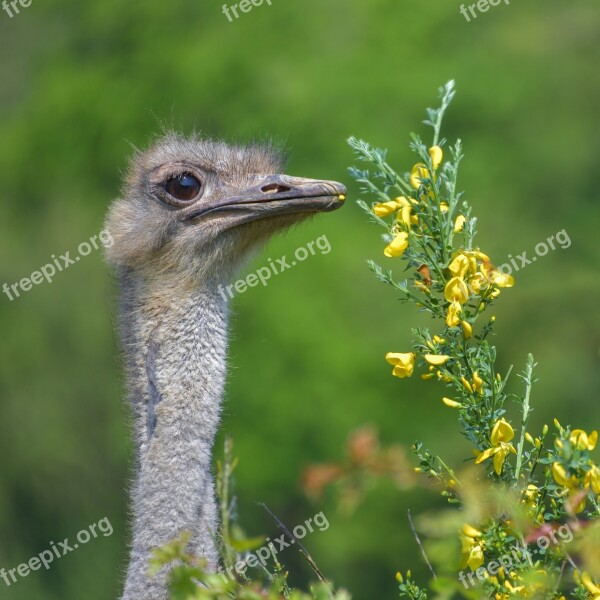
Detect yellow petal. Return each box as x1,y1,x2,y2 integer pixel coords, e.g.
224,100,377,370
469,272,488,294
449,254,470,278
582,572,600,595
442,397,462,408
494,273,515,288
384,232,409,257
398,205,412,226
472,371,484,394
461,376,473,393
461,321,473,340
410,163,430,189
467,545,484,570
393,195,413,208
392,364,414,378
552,462,568,486
429,146,443,169
454,215,466,233
424,354,450,366
462,524,482,538
446,300,462,327
491,419,514,445
471,250,491,262
475,446,499,464
493,448,508,475
373,200,400,217
444,277,470,304
585,466,600,494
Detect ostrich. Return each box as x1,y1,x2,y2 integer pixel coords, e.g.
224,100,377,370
105,134,346,600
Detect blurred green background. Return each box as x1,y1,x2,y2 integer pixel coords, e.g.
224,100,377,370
1,0,599,598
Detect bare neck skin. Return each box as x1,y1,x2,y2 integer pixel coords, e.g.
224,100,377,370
119,267,228,600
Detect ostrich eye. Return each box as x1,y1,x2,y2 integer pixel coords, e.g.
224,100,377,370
164,173,202,202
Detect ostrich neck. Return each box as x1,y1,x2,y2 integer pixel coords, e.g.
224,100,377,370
119,268,228,600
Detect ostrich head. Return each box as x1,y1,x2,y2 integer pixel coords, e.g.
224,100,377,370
106,134,346,283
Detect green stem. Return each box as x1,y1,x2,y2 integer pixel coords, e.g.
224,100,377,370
432,81,455,146
515,354,535,481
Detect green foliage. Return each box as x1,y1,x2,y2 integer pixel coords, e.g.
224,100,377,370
347,82,600,599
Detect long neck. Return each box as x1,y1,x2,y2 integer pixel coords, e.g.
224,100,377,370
119,268,228,600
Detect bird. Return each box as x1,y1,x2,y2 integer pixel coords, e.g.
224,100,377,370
104,133,346,600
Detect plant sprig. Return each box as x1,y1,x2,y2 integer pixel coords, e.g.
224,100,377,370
348,82,600,599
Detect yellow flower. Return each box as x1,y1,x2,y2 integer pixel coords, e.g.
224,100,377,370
481,261,515,288
386,352,415,378
581,571,600,596
522,484,539,510
585,464,600,494
415,281,430,295
570,429,598,451
384,232,409,257
440,201,449,212
454,215,466,233
461,321,472,339
424,354,450,366
472,371,484,394
444,277,470,304
552,462,580,490
475,419,517,475
461,376,473,393
503,581,526,595
429,145,443,169
460,524,484,570
446,300,462,327
410,163,430,189
491,419,515,445
443,397,462,408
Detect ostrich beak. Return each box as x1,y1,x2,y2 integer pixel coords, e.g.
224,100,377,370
180,175,347,222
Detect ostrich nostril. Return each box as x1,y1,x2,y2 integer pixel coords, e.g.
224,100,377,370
261,183,291,194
